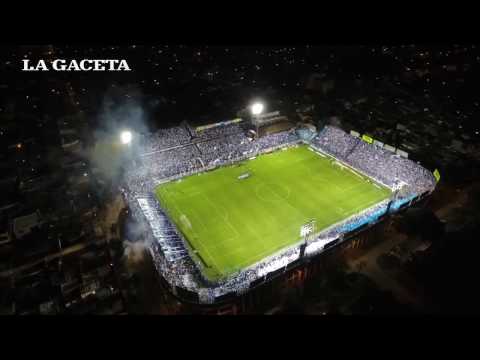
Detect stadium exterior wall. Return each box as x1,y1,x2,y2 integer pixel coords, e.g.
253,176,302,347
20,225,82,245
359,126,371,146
151,188,430,310
129,127,436,310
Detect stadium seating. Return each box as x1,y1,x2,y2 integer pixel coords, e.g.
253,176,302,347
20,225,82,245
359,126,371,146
122,123,436,303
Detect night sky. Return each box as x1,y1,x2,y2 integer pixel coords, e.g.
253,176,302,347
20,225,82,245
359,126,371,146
2,42,480,316
1,44,480,131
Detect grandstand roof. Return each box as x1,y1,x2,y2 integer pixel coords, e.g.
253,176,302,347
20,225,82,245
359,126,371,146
123,122,436,305
251,111,288,127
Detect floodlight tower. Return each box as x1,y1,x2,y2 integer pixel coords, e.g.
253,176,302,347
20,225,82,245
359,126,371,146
300,219,316,258
251,102,264,116
120,130,133,145
118,130,135,173
386,179,403,214
250,101,265,134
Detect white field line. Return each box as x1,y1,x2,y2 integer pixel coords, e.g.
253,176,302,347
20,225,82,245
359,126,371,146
153,140,303,187
150,141,392,284
307,143,394,191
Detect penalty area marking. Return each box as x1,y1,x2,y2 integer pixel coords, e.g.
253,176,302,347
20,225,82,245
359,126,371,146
336,165,365,180
163,199,219,271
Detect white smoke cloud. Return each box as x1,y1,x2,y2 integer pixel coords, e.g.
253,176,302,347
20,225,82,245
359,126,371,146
88,85,150,183
86,86,155,271
123,240,147,268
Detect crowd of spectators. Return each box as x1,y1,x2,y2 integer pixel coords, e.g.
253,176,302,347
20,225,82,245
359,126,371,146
142,126,192,152
122,191,201,289
314,126,360,159
126,123,300,195
312,126,437,196
121,123,437,303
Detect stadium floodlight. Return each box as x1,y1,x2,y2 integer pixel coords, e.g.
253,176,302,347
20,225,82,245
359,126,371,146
250,102,264,116
120,130,132,145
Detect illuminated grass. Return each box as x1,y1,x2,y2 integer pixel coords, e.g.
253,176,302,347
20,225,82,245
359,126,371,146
155,145,391,281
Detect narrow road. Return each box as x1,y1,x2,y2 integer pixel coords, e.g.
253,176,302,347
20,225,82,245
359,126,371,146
0,242,90,278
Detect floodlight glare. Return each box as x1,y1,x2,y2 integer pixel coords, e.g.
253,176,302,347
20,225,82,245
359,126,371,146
251,102,264,116
120,130,132,145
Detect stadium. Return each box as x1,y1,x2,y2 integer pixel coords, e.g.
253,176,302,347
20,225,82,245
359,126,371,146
121,109,437,312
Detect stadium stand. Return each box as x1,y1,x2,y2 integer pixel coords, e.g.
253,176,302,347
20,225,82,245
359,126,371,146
122,122,436,304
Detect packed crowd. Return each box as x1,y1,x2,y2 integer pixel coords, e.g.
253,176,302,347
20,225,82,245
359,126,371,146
255,247,301,278
195,134,245,165
137,196,190,262
122,123,436,303
313,126,360,159
312,126,437,196
122,123,304,300
142,126,192,152
126,123,300,195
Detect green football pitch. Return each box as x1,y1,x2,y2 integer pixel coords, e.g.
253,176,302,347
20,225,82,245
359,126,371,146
155,145,391,281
